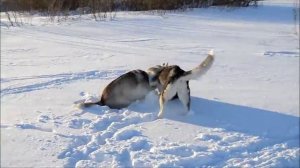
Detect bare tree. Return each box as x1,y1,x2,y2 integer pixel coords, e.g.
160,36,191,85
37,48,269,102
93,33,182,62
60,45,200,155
5,11,14,27
1,0,260,26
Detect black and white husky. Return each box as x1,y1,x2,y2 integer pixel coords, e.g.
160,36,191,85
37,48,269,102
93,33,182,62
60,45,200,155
79,50,214,118
153,50,215,118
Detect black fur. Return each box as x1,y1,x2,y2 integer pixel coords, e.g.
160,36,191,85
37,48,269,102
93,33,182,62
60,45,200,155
158,65,191,105
158,65,185,90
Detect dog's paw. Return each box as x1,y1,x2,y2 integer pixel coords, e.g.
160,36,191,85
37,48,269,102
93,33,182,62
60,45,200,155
156,114,163,119
187,109,195,116
181,110,194,116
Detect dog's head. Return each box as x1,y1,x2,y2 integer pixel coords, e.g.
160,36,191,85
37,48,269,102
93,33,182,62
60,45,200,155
146,63,168,88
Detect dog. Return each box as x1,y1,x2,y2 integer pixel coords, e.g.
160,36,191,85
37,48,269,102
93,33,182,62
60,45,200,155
154,50,215,118
78,50,214,117
79,69,157,109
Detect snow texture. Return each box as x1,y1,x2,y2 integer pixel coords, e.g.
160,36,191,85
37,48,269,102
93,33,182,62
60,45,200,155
1,0,299,167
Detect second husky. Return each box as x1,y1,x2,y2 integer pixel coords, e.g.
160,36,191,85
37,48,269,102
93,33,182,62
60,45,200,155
153,50,214,118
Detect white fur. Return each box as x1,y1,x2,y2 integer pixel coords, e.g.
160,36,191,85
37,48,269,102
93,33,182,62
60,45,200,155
177,81,190,113
158,83,177,118
157,50,215,118
179,50,215,81
208,49,214,56
157,80,190,118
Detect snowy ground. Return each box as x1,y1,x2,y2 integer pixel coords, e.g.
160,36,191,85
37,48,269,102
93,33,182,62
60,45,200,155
1,1,299,167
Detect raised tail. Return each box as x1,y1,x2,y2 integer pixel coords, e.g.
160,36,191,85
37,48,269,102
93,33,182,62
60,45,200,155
180,49,215,81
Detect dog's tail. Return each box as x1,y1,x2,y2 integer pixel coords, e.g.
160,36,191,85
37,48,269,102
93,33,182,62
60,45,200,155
180,49,215,81
75,100,103,109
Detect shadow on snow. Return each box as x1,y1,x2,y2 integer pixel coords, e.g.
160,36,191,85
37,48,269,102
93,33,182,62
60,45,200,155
84,94,299,142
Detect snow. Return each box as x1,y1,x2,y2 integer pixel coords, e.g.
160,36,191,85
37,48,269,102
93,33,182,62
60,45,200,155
1,0,299,167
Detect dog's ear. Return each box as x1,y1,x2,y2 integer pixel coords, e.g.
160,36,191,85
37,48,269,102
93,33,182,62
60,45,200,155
162,63,168,67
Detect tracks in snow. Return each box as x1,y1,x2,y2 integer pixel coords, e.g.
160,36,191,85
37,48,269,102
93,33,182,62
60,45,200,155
53,104,299,167
57,108,155,167
1,70,126,97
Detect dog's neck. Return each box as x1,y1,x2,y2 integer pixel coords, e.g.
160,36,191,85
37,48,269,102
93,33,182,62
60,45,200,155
147,64,166,91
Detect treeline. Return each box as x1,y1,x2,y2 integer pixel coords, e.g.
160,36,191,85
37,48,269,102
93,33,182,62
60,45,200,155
1,0,258,13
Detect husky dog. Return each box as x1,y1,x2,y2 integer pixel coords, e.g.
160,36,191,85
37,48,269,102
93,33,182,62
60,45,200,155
80,69,157,109
155,50,215,118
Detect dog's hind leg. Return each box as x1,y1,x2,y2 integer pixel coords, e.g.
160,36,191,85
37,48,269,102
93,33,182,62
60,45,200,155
157,84,177,119
177,81,191,115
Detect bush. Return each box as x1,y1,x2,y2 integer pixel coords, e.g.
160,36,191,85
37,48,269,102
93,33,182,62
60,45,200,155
1,0,259,12
1,0,258,25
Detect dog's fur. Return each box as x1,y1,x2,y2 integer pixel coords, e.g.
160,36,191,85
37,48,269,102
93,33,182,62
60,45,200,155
154,50,215,118
79,50,214,118
80,69,157,109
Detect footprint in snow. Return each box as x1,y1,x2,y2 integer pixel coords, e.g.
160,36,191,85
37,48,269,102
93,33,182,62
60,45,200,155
130,138,152,151
159,145,194,157
195,134,222,141
113,129,142,141
37,114,51,123
67,118,92,129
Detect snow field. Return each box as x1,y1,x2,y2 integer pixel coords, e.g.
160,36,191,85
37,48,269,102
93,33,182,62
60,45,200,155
1,0,299,167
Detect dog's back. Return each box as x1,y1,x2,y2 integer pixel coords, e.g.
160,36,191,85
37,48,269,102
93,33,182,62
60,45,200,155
158,65,185,88
80,70,154,109
101,70,152,109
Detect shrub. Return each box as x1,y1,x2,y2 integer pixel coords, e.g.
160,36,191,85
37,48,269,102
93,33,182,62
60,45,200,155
1,0,259,12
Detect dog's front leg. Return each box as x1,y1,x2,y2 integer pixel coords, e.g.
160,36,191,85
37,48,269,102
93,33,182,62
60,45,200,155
157,84,177,119
157,95,165,119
